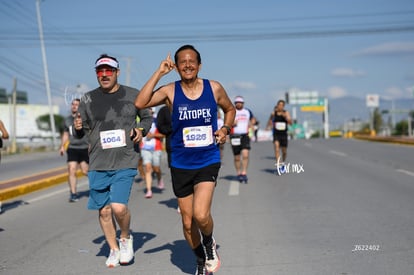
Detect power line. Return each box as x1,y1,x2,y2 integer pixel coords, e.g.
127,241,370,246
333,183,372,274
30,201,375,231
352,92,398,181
0,0,37,29
2,24,413,47
1,9,413,47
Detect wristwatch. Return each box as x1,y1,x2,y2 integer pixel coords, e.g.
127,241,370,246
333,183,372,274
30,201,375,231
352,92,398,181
221,125,231,135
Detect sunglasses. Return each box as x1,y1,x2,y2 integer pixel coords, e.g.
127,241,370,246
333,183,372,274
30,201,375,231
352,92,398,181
96,68,117,77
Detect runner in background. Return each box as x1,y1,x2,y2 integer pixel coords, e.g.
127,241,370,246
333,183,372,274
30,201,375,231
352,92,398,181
230,96,256,183
59,98,89,202
266,99,292,173
140,107,165,198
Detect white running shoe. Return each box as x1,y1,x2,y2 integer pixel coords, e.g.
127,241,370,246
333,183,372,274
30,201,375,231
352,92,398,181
204,237,220,273
119,235,134,264
195,260,210,275
105,249,120,268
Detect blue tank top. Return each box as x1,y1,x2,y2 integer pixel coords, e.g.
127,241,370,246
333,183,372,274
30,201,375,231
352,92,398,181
170,79,220,169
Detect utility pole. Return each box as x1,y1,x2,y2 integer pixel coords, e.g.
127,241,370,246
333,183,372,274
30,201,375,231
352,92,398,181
10,78,17,153
324,97,329,139
123,57,132,86
36,0,57,149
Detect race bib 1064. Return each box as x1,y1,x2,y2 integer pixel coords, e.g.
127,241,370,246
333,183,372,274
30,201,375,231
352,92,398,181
100,129,126,149
182,125,213,148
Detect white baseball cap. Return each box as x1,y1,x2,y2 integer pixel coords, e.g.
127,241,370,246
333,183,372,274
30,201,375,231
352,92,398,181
234,96,244,103
95,57,119,69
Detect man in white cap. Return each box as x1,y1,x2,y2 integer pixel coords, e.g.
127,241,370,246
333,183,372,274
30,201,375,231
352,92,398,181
73,53,152,268
230,95,256,183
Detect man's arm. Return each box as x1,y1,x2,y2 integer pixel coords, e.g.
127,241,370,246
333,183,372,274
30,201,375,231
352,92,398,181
59,131,69,156
284,110,293,125
137,108,152,137
248,109,257,128
156,106,172,136
0,120,9,139
135,54,175,109
212,80,236,140
265,113,274,130
74,101,87,138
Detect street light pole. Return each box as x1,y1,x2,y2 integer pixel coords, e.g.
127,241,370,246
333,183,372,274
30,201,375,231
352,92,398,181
36,0,57,149
123,57,132,86
324,97,329,139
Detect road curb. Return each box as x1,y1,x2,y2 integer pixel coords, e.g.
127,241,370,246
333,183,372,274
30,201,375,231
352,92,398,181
354,135,414,146
0,171,85,201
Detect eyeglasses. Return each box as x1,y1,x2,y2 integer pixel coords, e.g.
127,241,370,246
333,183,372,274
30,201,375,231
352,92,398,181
96,68,117,77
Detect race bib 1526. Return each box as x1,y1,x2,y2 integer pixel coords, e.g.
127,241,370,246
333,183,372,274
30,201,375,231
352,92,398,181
182,125,213,148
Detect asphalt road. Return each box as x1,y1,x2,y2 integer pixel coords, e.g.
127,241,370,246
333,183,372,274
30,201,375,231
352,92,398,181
0,150,65,182
1,139,414,275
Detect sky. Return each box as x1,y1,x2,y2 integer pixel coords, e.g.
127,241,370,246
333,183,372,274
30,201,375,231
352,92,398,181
1,0,414,127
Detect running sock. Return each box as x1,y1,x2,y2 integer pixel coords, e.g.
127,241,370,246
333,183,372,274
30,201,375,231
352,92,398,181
202,233,213,247
193,243,206,260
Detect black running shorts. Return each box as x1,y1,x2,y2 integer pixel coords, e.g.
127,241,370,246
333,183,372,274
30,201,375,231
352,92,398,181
67,148,89,164
170,163,220,198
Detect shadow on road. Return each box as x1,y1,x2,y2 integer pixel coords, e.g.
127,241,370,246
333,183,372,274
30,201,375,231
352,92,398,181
159,197,179,211
0,200,29,214
144,239,201,274
220,174,239,181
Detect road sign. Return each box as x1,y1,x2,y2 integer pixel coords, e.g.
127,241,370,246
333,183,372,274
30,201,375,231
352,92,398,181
366,94,379,108
300,105,325,112
300,98,325,112
289,90,319,105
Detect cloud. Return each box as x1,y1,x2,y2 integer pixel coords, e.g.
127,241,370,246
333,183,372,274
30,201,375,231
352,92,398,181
385,86,404,98
227,81,256,90
406,86,414,97
404,72,414,81
352,42,414,57
327,86,347,98
380,86,414,99
331,68,365,78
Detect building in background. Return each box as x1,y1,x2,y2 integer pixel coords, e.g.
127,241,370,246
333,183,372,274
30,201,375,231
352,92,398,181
1,87,60,144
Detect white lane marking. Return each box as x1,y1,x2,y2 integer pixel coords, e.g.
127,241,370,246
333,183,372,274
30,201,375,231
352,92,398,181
27,189,68,203
397,169,414,177
330,150,347,157
228,180,239,196
26,179,88,203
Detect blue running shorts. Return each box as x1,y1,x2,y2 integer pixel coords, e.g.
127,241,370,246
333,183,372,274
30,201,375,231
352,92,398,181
87,168,137,210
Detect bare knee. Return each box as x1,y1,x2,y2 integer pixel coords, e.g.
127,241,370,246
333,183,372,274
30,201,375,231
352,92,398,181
99,205,113,221
111,203,128,218
81,164,88,175
181,215,193,235
194,210,210,228
68,165,77,175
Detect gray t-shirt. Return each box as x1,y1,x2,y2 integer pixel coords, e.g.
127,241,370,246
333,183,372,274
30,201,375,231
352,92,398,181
63,114,89,149
77,85,152,171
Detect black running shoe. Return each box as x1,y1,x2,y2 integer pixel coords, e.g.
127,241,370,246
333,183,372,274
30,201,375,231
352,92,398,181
69,193,79,202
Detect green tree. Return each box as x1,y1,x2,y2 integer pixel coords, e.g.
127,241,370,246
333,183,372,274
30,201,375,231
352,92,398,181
394,120,409,135
372,108,383,133
36,114,65,134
